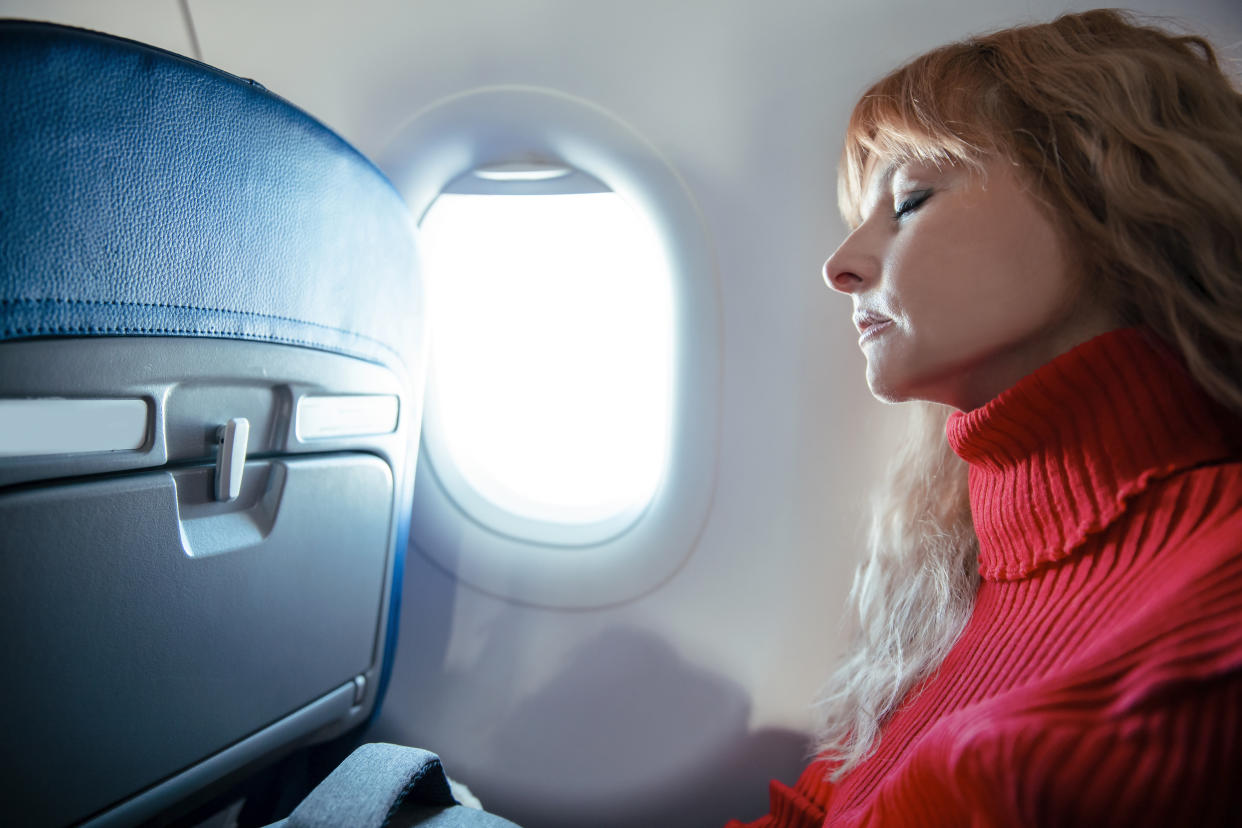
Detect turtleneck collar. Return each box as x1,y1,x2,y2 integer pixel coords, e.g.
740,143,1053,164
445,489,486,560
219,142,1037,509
946,328,1240,581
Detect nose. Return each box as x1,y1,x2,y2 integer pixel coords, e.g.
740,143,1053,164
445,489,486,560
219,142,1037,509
823,228,877,294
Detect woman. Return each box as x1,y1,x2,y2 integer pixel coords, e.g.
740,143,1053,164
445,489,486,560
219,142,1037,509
730,9,1242,827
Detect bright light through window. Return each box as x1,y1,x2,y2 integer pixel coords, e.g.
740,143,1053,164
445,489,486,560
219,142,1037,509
419,188,675,531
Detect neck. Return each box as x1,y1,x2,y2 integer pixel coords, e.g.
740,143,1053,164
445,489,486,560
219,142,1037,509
936,315,1123,412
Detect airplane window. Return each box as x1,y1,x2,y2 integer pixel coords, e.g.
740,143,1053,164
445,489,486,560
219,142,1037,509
382,86,720,606
418,165,674,542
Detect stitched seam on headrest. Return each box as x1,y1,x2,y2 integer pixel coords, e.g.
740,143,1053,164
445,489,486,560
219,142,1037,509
1,296,403,351
3,322,410,376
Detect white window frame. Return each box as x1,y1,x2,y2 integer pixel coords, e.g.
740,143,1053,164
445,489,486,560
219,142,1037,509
379,86,721,609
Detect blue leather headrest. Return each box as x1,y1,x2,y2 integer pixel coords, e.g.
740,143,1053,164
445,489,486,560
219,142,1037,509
0,20,421,382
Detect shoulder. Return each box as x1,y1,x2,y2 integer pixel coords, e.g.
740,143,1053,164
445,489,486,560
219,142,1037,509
1073,460,1242,712
865,462,1242,825
1106,459,1242,645
869,668,1242,827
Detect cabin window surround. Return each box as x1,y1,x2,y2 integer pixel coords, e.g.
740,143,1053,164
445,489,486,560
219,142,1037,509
380,85,720,609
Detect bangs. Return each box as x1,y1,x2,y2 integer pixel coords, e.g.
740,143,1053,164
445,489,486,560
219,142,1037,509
837,46,1008,227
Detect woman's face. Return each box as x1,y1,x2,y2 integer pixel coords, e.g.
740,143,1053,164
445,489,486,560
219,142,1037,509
824,157,1116,410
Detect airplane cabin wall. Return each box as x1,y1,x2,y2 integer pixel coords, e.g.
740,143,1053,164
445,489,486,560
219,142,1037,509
0,0,195,54
2,1,1238,826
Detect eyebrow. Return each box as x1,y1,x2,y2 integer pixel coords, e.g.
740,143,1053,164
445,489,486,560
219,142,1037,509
871,161,898,193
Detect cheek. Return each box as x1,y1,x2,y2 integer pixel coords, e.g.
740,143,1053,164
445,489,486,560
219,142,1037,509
893,212,1073,339
886,236,982,329
981,217,1074,324
978,186,1075,305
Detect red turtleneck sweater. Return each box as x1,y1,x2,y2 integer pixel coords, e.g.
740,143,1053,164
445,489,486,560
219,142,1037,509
728,329,1242,827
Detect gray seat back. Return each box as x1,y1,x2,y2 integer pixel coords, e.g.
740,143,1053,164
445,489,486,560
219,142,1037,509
0,20,426,827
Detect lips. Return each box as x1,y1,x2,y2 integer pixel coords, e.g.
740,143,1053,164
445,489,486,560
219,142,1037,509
853,310,894,342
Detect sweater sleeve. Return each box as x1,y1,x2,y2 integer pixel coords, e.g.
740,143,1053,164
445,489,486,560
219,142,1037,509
723,758,837,828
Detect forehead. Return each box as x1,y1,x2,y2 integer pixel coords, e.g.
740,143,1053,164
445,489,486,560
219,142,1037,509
863,161,897,200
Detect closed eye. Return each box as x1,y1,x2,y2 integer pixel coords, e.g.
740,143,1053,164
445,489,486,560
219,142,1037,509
894,189,932,221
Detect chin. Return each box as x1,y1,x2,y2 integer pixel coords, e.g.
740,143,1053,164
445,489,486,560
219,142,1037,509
865,367,912,405
866,362,965,409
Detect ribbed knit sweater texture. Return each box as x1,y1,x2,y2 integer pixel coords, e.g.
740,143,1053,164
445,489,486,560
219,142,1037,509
728,329,1242,827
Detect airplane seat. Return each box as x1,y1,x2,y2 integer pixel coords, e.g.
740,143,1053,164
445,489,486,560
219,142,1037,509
0,20,428,827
